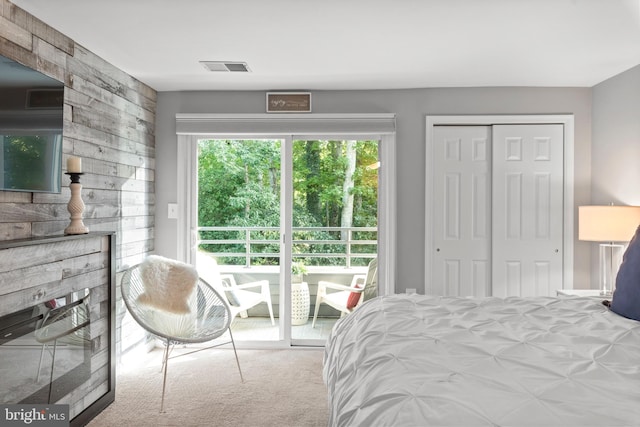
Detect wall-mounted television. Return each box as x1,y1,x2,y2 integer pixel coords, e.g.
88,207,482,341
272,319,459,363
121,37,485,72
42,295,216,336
0,54,64,193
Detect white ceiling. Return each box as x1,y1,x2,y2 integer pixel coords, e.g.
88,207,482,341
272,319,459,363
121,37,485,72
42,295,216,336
11,0,640,92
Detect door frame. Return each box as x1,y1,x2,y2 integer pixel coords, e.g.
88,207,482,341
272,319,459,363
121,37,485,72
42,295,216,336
175,113,396,347
425,114,575,294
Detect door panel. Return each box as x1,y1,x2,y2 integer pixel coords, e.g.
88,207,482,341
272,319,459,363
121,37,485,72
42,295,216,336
432,126,491,297
431,124,564,298
290,138,379,344
195,139,283,342
492,124,564,297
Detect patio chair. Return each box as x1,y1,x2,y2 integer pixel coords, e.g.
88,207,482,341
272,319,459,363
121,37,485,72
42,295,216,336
121,255,243,412
196,251,275,325
311,257,378,328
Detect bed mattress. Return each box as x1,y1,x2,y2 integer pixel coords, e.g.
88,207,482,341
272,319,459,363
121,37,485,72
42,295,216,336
323,294,640,427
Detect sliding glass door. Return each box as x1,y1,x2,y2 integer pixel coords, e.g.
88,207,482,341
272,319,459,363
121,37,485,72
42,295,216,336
191,136,379,346
196,138,283,342
290,138,378,343
175,114,395,347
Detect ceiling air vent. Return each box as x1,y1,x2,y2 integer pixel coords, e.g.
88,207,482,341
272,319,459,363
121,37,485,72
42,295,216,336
200,61,250,72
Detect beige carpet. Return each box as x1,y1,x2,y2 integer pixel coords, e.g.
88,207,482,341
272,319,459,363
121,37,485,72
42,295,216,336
87,346,329,427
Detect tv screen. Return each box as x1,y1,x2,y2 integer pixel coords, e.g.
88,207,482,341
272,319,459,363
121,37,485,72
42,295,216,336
1,132,62,193
0,54,64,193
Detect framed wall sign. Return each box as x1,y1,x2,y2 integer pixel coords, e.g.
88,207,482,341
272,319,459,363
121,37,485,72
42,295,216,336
266,92,312,113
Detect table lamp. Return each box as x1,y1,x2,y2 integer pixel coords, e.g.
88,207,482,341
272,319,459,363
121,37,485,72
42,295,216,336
579,205,640,295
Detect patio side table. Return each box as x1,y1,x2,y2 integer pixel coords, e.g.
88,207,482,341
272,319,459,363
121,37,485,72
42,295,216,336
291,282,310,325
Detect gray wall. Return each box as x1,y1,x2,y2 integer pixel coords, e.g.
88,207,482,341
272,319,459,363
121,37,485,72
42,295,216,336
589,64,640,288
155,87,593,292
592,65,640,205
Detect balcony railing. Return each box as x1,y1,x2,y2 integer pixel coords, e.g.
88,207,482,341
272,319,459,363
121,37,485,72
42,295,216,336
197,226,377,268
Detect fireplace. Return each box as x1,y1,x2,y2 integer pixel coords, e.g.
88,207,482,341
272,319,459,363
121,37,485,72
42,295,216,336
0,288,91,404
0,233,115,426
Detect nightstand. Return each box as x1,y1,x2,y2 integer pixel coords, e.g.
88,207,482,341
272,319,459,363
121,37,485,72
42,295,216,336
556,289,609,298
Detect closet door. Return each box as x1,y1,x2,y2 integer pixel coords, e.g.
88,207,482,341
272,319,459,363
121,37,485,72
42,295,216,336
430,123,564,297
492,124,564,297
432,126,491,297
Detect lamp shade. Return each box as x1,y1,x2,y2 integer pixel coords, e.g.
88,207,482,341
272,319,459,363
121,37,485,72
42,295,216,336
579,205,640,242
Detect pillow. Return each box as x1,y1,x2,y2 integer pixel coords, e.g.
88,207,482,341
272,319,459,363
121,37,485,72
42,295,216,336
225,289,242,307
346,285,363,310
610,225,640,321
137,255,198,314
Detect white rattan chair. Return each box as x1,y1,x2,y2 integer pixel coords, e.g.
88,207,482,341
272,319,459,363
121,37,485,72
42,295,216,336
196,251,275,325
311,258,378,327
121,255,243,412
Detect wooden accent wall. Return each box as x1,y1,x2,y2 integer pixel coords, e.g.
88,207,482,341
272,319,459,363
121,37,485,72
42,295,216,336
0,0,156,268
0,0,156,355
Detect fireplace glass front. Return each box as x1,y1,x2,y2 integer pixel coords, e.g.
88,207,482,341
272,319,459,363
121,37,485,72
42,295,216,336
0,288,91,404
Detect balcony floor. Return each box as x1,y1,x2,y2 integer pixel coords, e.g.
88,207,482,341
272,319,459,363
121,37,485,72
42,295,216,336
230,316,339,342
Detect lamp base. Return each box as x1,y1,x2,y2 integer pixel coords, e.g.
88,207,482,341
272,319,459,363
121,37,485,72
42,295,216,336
599,243,624,296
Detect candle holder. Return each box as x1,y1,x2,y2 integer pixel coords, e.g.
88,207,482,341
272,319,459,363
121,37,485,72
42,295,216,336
64,172,89,235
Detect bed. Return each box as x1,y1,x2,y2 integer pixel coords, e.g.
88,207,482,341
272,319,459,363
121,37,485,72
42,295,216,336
323,294,640,427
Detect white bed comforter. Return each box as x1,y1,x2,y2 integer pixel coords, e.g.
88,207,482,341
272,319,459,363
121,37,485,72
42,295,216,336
323,294,640,427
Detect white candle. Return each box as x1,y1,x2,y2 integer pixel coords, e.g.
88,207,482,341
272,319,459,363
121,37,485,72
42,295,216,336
67,156,82,173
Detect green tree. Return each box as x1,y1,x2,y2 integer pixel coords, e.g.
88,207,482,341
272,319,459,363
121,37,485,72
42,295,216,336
198,139,281,227
198,138,378,266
